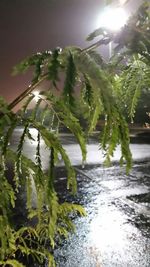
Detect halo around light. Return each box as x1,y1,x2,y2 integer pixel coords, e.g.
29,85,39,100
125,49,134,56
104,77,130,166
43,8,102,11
96,7,128,31
33,91,40,102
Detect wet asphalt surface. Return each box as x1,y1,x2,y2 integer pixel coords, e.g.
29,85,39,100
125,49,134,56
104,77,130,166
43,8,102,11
10,129,150,267
54,163,150,267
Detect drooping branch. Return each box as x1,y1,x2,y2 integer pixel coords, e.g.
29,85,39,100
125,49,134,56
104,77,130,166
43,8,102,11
7,37,111,112
8,73,48,110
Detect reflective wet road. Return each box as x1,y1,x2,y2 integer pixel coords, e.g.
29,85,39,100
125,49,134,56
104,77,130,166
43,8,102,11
10,128,150,267
54,163,150,267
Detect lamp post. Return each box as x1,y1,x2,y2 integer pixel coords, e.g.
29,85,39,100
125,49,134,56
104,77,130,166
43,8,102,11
96,7,128,57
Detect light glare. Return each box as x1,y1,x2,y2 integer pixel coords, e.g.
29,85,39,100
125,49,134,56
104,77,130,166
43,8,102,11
97,7,128,31
33,91,40,102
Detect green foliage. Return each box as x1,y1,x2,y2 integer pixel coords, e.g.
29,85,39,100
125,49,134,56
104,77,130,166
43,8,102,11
1,1,150,266
54,99,87,163
13,51,52,84
63,51,77,108
48,48,62,87
82,74,93,107
115,55,150,122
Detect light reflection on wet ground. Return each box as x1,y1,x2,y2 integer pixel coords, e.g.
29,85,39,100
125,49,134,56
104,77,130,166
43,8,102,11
54,163,150,267
10,129,150,266
10,128,150,168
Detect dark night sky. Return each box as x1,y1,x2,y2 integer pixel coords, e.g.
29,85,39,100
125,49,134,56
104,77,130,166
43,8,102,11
0,0,142,103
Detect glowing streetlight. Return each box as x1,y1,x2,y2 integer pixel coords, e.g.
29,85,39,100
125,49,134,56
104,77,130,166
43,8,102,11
33,91,40,102
96,7,128,31
96,7,128,57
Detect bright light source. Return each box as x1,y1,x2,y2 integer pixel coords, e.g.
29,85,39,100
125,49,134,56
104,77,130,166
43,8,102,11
33,91,40,102
120,0,128,5
96,7,128,31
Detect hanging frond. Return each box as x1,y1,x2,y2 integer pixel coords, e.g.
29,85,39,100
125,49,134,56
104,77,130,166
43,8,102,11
31,123,77,194
14,124,29,191
48,48,62,87
87,50,106,68
2,119,17,156
63,51,77,108
30,98,42,120
12,51,52,83
39,104,49,124
117,55,150,121
47,147,55,193
35,131,43,184
88,104,102,134
55,100,87,162
82,74,93,107
73,49,132,168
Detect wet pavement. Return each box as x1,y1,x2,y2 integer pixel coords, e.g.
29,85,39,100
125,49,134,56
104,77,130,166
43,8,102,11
10,129,150,168
54,163,150,267
10,128,150,267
